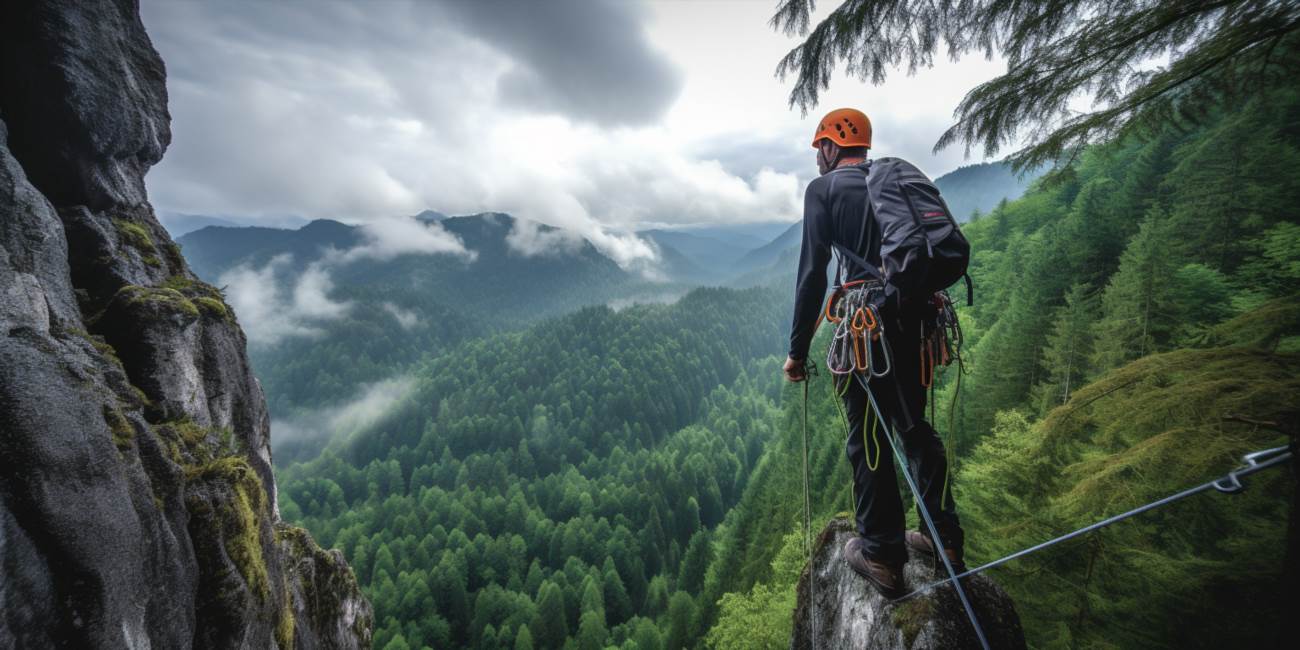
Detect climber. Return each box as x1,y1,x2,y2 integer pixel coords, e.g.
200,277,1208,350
782,108,966,600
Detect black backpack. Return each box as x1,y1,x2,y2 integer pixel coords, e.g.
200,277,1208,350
832,157,973,304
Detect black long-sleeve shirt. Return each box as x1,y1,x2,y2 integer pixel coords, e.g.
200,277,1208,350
788,159,930,360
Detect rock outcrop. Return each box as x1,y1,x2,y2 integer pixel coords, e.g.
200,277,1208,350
790,517,1025,650
0,0,372,647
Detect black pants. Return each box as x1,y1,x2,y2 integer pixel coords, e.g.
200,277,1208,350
837,307,963,565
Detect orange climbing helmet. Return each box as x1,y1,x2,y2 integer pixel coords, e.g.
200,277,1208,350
811,108,872,149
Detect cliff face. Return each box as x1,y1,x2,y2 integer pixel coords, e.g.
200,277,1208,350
0,1,372,647
790,518,1025,650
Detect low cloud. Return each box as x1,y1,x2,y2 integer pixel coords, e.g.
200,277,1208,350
218,255,353,346
333,217,476,263
272,375,418,445
607,290,685,311
504,218,586,258
381,302,419,330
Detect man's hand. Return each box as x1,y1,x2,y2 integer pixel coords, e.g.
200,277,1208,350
783,356,807,382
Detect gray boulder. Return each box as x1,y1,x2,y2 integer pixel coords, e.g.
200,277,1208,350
0,1,372,648
790,517,1025,650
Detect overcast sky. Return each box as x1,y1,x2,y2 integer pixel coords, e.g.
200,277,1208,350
140,0,1009,264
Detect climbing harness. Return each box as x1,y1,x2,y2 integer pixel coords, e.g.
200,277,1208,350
892,444,1296,603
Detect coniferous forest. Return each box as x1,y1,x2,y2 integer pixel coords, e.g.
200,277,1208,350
6,2,1299,650
265,80,1299,649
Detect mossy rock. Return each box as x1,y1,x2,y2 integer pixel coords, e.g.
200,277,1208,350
892,597,936,649
186,456,271,605
275,584,296,649
102,405,135,451
162,275,234,322
194,297,230,320
113,218,156,252
115,285,199,320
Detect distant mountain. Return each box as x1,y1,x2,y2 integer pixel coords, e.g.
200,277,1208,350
640,229,753,283
674,221,796,246
933,160,1043,222
732,221,801,277
158,211,310,236
177,213,688,423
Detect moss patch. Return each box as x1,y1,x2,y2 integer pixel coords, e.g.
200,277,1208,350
195,297,229,319
276,586,296,649
113,218,155,252
162,275,234,322
891,597,935,648
116,285,200,319
102,405,135,451
188,456,271,604
164,242,185,268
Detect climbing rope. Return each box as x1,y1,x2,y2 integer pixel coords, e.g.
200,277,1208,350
800,360,817,648
823,282,991,648
892,444,1296,602
856,372,992,650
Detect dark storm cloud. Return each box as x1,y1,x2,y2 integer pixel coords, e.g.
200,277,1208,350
438,0,682,126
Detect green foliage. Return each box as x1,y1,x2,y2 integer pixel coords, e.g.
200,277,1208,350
771,0,1300,170
961,348,1298,648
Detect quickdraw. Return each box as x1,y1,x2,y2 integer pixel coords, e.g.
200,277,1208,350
920,290,963,389
825,281,891,378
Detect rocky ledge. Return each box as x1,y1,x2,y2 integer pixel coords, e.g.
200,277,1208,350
790,517,1025,650
0,0,371,647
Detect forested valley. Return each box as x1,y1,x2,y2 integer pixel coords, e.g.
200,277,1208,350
195,67,1300,650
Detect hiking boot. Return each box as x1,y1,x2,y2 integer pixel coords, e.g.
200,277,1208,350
843,537,905,600
905,529,967,574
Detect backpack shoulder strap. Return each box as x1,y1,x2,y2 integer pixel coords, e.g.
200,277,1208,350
831,162,886,283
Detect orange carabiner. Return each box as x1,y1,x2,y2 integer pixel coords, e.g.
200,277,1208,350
851,306,877,333
824,288,844,324
852,329,869,371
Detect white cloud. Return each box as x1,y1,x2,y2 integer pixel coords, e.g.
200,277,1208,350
141,0,1011,269
218,255,352,345
333,217,476,263
381,302,419,330
272,375,418,445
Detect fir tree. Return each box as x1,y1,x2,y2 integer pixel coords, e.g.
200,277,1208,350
771,0,1300,170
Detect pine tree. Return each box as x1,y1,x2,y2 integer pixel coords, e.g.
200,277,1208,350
513,626,534,650
575,611,608,650
771,0,1300,170
530,582,569,649
1031,283,1097,413
1092,206,1177,372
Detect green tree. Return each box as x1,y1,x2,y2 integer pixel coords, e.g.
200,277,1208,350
531,582,569,649
1092,207,1177,372
1031,283,1096,413
771,0,1300,169
576,610,608,650
664,592,695,650
514,625,535,650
